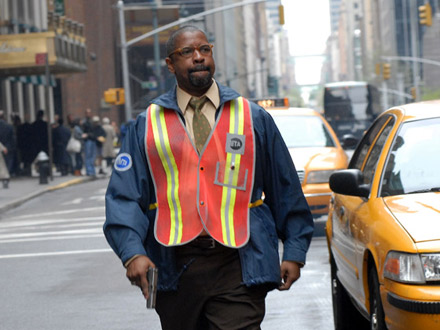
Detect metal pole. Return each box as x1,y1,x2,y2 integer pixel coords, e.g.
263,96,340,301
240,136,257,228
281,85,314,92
397,72,405,105
45,54,54,180
125,0,267,47
410,0,419,101
381,55,440,68
117,0,133,122
382,80,389,110
152,4,163,94
118,0,266,109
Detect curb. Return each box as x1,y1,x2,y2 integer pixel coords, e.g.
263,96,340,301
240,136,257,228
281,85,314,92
0,176,98,215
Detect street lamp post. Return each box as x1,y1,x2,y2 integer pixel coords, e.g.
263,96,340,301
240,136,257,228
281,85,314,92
117,0,133,122
116,0,267,122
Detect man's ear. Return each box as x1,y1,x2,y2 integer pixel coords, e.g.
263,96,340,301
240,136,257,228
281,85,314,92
165,57,175,74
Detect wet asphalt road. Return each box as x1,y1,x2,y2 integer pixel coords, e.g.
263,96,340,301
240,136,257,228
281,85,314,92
0,179,333,329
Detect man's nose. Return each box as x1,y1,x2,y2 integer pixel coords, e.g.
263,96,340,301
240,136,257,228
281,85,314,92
193,49,204,61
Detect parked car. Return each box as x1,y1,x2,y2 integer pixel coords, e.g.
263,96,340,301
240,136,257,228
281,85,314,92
326,100,440,330
266,106,349,218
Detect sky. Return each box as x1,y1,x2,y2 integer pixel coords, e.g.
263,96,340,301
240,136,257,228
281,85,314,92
281,0,331,86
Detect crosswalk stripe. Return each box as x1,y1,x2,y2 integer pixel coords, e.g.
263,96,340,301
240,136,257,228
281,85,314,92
0,233,104,244
0,248,113,259
6,207,104,220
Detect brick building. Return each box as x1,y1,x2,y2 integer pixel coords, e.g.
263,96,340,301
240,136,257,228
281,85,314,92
0,0,122,126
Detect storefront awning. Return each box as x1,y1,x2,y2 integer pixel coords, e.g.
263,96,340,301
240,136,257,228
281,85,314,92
0,31,87,77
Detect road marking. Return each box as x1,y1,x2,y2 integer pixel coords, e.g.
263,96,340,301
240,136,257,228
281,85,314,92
89,195,105,201
0,233,104,244
6,207,104,220
0,228,102,239
62,198,83,205
0,248,113,259
0,221,103,232
0,216,105,228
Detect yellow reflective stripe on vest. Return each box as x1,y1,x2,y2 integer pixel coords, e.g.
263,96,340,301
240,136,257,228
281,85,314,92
220,97,245,247
150,105,183,245
149,199,262,211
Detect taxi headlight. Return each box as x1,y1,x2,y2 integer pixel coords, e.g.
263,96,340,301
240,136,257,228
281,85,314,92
306,170,335,184
421,254,440,281
384,251,426,283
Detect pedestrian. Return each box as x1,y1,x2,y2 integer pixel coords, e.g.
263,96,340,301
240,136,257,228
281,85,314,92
30,110,49,161
52,117,71,176
68,117,84,176
16,114,33,176
0,141,10,188
81,109,97,176
0,110,16,176
10,114,21,176
103,26,314,330
101,117,116,170
91,116,106,175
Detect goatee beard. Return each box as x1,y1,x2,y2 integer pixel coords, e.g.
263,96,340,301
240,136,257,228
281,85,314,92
189,66,212,88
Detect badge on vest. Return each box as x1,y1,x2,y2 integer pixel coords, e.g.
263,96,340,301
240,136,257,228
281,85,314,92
114,153,132,171
226,133,245,155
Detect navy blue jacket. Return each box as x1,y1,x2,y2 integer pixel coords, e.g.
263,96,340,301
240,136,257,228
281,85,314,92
104,82,314,290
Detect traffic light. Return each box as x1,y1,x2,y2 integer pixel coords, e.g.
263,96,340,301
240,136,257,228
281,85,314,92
382,63,391,80
419,2,432,26
104,88,125,105
375,63,381,76
410,87,417,100
278,5,285,25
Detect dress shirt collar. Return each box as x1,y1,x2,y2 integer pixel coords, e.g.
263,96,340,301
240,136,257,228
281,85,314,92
176,79,220,114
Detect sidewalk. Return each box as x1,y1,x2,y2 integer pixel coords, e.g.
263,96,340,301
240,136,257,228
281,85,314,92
0,172,103,214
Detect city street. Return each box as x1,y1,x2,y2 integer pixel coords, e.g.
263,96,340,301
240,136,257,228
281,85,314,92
0,179,333,330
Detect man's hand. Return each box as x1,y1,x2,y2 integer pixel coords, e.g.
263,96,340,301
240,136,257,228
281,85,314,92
278,260,301,291
126,255,156,299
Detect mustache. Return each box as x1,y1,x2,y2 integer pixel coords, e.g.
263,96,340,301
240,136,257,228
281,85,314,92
188,65,211,73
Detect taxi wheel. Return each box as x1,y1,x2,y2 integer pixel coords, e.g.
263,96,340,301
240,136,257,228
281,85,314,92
368,267,387,330
331,256,369,330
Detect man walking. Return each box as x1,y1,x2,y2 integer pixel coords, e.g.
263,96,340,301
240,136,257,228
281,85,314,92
104,26,314,330
82,109,96,176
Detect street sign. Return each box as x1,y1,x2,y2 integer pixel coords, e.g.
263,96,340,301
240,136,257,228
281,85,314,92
35,52,47,66
141,81,158,90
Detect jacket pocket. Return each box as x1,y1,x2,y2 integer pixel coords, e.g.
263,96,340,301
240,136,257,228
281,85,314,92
213,160,248,191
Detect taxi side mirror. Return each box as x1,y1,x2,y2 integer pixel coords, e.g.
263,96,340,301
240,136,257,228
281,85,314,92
329,169,370,198
341,134,358,149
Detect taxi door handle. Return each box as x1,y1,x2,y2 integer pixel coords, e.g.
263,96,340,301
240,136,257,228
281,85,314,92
339,206,345,217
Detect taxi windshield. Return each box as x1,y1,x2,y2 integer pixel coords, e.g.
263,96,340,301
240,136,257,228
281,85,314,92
381,117,440,196
272,115,336,148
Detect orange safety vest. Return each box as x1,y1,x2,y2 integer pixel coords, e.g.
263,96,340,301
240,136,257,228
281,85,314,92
145,97,255,248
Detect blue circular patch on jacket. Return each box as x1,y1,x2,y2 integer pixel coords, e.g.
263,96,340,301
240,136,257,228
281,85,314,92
114,153,132,171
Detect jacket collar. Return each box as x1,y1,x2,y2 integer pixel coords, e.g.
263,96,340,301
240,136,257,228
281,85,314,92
149,81,241,114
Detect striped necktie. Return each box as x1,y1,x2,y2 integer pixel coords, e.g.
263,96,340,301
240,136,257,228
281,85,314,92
190,96,211,153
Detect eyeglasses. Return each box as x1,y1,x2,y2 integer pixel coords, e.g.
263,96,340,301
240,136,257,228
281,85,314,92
168,44,213,58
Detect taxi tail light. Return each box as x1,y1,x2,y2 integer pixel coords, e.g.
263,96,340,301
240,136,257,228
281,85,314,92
384,251,425,284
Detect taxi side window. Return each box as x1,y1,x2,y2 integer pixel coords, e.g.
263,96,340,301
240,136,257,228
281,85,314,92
349,115,395,185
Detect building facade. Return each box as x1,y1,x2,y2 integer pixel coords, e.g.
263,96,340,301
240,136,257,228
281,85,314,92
325,0,440,104
0,0,121,126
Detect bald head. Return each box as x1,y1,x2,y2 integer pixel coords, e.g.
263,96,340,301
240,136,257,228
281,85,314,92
166,26,207,57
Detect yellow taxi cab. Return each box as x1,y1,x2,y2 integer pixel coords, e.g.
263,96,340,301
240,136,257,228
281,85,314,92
326,100,440,329
255,98,349,218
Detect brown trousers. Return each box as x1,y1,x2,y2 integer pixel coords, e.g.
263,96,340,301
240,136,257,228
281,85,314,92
155,239,269,330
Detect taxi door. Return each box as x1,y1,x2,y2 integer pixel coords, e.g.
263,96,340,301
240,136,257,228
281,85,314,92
331,114,396,306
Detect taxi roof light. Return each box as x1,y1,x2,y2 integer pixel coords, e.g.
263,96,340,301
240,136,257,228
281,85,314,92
252,97,289,109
